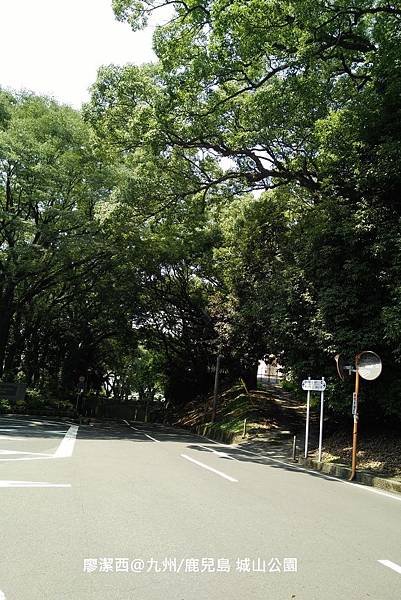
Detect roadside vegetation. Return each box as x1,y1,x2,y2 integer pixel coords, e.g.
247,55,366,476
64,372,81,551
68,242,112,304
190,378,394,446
1,1,401,446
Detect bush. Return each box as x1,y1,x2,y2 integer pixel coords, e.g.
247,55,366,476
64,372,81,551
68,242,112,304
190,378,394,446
25,389,45,411
0,398,11,414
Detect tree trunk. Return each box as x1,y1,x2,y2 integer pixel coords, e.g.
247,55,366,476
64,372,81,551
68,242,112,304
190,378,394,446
0,284,15,378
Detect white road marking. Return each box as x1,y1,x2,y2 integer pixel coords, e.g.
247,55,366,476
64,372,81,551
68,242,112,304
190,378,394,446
195,444,237,461
0,450,53,456
0,429,23,432
0,456,55,462
0,436,25,440
0,589,6,599
123,420,160,443
0,480,71,488
143,432,160,443
181,454,238,482
47,430,67,434
227,445,401,503
156,425,401,503
53,425,79,458
378,560,401,575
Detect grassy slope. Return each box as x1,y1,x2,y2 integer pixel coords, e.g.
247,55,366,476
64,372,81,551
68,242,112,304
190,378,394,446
175,382,401,479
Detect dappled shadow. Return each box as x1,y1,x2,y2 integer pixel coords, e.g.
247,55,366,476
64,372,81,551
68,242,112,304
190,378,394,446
0,415,153,443
0,415,384,490
127,421,381,490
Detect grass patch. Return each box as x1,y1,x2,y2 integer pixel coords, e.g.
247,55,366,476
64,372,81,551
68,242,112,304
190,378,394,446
175,383,282,440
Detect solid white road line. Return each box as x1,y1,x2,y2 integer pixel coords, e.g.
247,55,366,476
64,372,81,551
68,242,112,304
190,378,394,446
0,456,55,462
378,560,401,575
181,454,238,482
0,429,23,432
126,423,401,502
143,432,160,443
123,420,160,443
232,445,401,503
195,444,237,461
0,480,71,488
53,425,79,458
0,450,53,456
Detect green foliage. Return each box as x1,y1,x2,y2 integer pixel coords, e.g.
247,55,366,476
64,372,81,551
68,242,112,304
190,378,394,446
0,398,11,413
3,2,401,423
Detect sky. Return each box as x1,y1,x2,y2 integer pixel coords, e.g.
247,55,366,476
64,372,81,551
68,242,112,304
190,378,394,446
0,0,160,108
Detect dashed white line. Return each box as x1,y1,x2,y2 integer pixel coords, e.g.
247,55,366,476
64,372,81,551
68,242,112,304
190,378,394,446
378,560,401,575
181,454,238,482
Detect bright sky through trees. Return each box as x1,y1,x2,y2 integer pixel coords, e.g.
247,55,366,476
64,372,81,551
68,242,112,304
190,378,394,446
0,0,157,108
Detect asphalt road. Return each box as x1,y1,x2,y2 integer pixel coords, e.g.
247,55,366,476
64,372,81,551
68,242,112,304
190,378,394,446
0,415,400,600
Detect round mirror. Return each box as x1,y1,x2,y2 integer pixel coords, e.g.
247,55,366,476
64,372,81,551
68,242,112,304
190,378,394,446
357,351,382,381
335,353,352,380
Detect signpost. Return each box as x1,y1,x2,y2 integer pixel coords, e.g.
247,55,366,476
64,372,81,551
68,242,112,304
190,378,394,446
302,377,326,460
76,376,85,413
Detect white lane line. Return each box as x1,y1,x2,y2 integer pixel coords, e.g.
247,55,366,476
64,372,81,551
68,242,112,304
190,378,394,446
171,426,401,503
0,480,71,488
47,430,67,434
181,454,238,482
123,420,160,443
378,560,401,575
0,589,6,599
143,432,160,443
0,418,72,427
195,444,237,461
0,428,23,432
0,450,53,456
0,456,55,462
53,425,79,458
225,445,401,503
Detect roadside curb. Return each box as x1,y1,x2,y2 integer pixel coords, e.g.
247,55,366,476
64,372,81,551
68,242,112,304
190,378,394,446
298,456,401,495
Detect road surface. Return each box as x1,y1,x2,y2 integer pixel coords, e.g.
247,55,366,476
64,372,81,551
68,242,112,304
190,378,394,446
0,415,400,599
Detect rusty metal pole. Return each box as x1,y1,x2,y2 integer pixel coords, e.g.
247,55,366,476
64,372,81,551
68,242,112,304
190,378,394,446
292,435,297,461
349,360,360,481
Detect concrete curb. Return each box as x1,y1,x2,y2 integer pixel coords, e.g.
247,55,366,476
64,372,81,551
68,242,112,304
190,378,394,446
298,457,401,495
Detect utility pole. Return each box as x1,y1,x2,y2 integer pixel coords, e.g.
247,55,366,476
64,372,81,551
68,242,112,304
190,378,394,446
349,360,360,481
211,354,222,423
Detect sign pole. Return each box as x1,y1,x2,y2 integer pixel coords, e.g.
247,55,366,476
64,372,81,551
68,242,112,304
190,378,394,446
349,364,360,481
304,377,311,458
318,377,325,462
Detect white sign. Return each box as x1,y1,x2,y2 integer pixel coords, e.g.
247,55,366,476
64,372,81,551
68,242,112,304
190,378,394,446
352,392,358,416
302,379,326,391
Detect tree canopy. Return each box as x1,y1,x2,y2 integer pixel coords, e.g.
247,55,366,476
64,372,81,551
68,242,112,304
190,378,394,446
2,1,401,420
